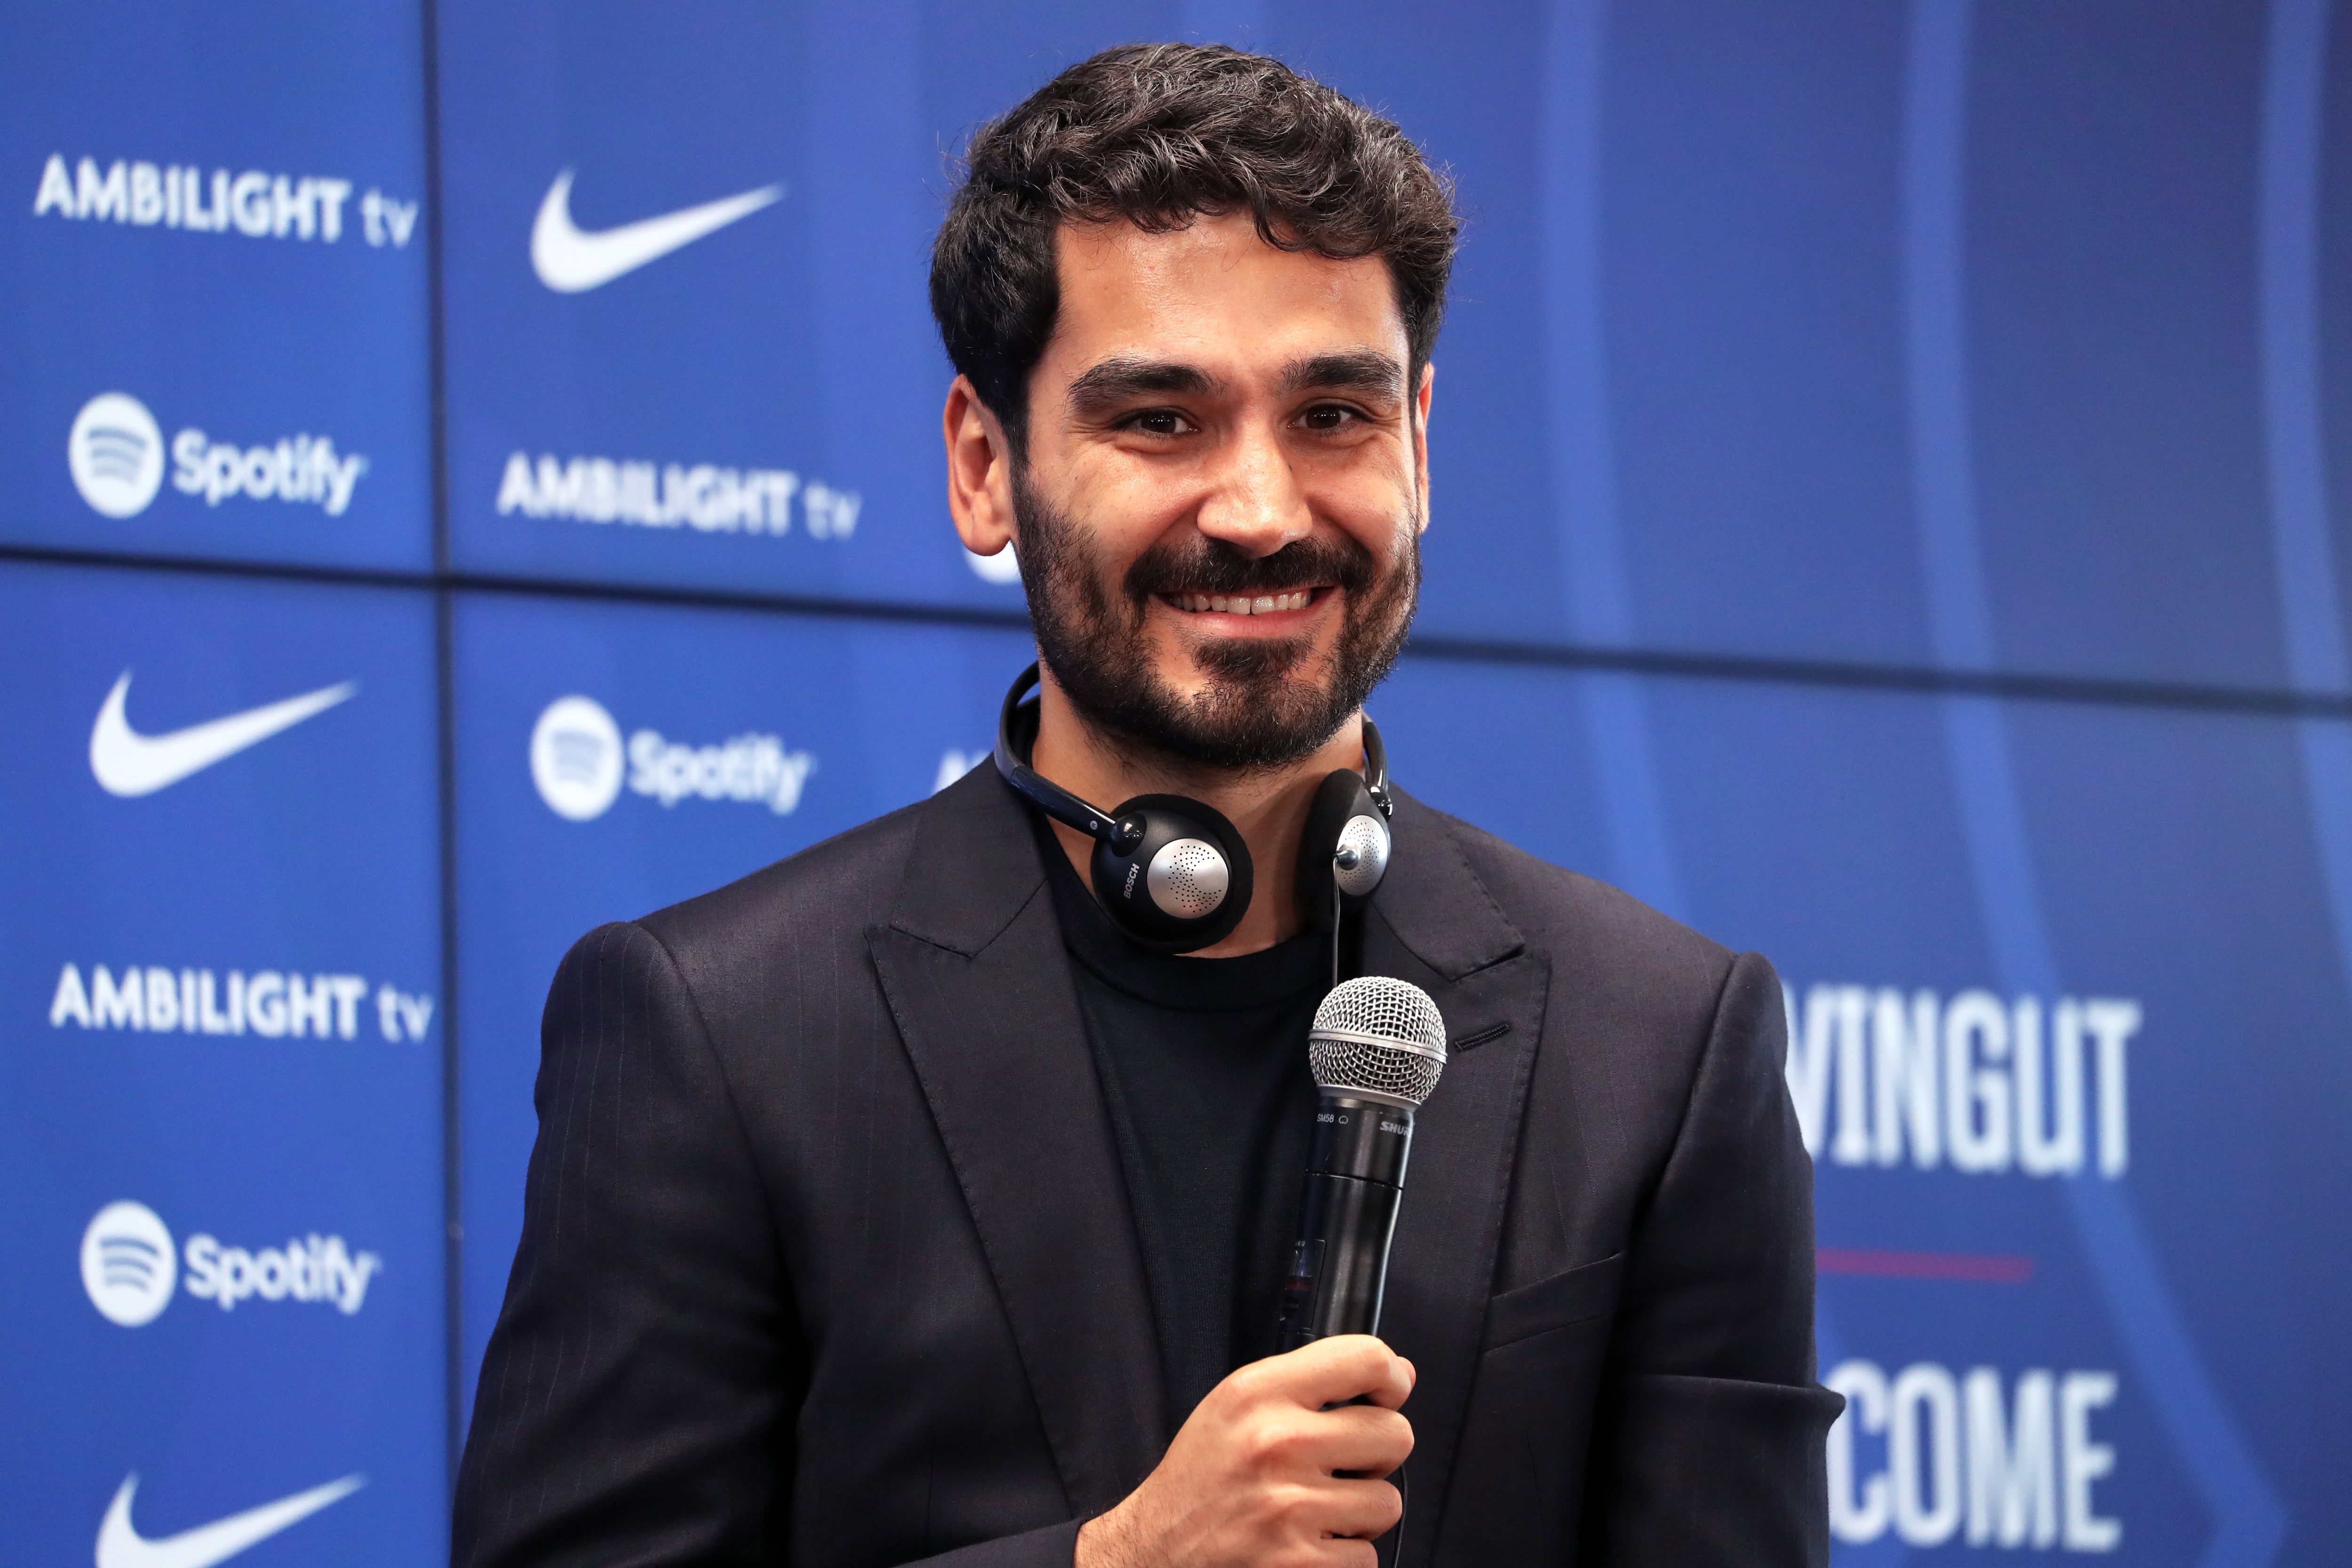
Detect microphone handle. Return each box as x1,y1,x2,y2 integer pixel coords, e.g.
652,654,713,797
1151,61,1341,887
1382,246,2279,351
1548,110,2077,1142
1277,1094,1414,1351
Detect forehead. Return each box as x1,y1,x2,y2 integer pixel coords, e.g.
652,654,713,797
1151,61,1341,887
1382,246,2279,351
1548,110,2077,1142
1048,211,1405,381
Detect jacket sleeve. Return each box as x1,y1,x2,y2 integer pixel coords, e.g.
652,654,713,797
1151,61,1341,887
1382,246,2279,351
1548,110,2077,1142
451,923,1085,1568
453,921,803,1567
1579,951,1844,1567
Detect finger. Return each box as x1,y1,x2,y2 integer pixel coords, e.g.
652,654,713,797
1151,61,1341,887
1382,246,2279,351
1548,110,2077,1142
1308,1475,1405,1542
1269,1476,1399,1550
1256,1335,1413,1411
1341,1339,1414,1411
1305,1405,1414,1477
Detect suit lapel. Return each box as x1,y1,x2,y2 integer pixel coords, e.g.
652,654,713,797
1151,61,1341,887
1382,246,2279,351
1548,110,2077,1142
868,767,1166,1516
1359,791,1548,1568
866,772,1544,1552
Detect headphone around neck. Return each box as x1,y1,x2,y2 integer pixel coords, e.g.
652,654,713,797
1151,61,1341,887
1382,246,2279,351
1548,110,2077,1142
993,662,1394,955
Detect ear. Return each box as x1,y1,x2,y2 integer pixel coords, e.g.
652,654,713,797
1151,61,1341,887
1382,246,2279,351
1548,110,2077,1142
1412,360,1435,534
944,376,1018,557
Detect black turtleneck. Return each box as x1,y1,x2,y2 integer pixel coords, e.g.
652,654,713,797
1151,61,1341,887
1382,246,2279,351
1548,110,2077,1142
1032,812,1327,1434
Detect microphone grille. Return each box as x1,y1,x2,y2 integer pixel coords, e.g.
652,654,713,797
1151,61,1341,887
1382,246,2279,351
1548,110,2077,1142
1308,976,1447,1107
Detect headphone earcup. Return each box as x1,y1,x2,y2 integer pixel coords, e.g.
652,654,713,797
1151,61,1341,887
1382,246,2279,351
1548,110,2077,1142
1295,769,1391,932
1090,794,1255,954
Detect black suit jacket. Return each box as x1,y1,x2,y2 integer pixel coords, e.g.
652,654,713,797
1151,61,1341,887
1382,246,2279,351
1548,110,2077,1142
454,765,1839,1567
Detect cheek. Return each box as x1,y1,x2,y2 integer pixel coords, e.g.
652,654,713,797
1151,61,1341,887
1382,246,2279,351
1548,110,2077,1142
1059,467,1196,568
1308,440,1419,537
1325,481,1419,563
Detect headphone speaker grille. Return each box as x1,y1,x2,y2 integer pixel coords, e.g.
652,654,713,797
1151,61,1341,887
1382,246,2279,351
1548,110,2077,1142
1333,813,1390,897
1147,837,1230,919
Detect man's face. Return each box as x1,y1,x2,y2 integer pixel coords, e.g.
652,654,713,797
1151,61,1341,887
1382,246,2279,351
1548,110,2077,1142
1011,211,1429,771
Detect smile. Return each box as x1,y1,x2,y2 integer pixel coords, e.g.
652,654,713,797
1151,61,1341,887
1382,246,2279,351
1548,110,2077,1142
1165,589,1318,617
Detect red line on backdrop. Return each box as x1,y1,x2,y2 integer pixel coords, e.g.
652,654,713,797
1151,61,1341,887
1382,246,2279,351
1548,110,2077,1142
1816,1248,2034,1284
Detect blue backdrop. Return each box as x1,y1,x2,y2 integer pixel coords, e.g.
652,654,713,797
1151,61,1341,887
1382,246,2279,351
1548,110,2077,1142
4,1,2348,1563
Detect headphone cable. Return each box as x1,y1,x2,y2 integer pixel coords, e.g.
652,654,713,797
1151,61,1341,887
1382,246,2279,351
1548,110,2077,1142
1330,870,1343,991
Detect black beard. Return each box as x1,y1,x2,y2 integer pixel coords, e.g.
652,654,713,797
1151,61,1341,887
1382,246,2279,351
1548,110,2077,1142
1012,470,1419,772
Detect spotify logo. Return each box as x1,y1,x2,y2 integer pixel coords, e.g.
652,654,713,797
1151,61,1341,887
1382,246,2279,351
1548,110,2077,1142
68,392,166,518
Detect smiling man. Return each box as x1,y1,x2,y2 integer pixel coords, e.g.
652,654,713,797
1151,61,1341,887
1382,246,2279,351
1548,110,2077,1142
455,43,1837,1568
946,215,1428,958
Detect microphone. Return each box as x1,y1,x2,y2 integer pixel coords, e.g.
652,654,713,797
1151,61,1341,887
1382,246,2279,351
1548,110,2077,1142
1277,976,1448,1350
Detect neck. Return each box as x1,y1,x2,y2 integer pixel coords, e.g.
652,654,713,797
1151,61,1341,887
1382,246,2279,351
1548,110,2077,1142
1030,664,1365,957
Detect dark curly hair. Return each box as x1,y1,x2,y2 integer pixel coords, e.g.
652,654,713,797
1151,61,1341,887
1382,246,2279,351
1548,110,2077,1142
930,43,1460,453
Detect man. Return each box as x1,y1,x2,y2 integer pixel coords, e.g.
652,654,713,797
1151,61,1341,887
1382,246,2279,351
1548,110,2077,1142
455,43,1837,1568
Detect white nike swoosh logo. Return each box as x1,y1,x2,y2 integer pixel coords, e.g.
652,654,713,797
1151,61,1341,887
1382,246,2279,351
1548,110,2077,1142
97,1472,364,1568
89,670,357,798
530,168,784,292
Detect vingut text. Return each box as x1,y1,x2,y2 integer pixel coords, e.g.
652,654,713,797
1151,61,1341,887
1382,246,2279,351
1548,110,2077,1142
1784,984,2136,1178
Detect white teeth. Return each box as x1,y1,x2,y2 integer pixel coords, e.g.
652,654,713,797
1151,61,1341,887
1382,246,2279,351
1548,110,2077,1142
1172,589,1313,615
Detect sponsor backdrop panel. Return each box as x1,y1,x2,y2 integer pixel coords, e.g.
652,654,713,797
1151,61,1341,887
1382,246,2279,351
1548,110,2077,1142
435,1,2352,692
1287,0,2341,690
438,0,1059,602
1279,0,1931,669
451,591,1033,1408
0,1,431,570
1375,658,2352,1563
0,562,445,1563
1957,2,2283,690
1539,0,2309,691
2331,0,2352,639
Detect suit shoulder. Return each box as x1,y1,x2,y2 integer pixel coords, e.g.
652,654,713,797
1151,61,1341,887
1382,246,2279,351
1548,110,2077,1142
1427,805,1737,989
630,793,930,965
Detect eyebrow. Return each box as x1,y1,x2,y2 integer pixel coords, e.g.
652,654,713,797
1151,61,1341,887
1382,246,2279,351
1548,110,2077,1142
1280,350,1404,398
1061,349,1406,418
1065,357,1220,417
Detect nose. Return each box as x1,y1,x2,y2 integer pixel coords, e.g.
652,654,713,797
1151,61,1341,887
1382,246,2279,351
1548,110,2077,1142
1193,420,1311,558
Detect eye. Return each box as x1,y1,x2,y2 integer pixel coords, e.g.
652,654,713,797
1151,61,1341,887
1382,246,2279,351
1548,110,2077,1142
1123,408,1195,438
1298,403,1364,433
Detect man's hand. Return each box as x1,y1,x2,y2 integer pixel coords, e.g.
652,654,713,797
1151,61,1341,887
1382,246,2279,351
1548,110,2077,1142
1076,1336,1415,1568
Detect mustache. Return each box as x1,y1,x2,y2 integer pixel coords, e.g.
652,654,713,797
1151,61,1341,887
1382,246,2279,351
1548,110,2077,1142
1123,535,1377,602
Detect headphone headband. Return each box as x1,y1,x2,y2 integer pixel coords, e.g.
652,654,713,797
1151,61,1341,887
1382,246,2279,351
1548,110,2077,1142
993,664,1136,848
1361,711,1393,819
993,662,1390,831
990,662,1392,955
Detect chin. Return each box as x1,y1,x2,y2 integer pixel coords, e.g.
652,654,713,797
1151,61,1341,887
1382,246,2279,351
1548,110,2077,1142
1171,638,1326,696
